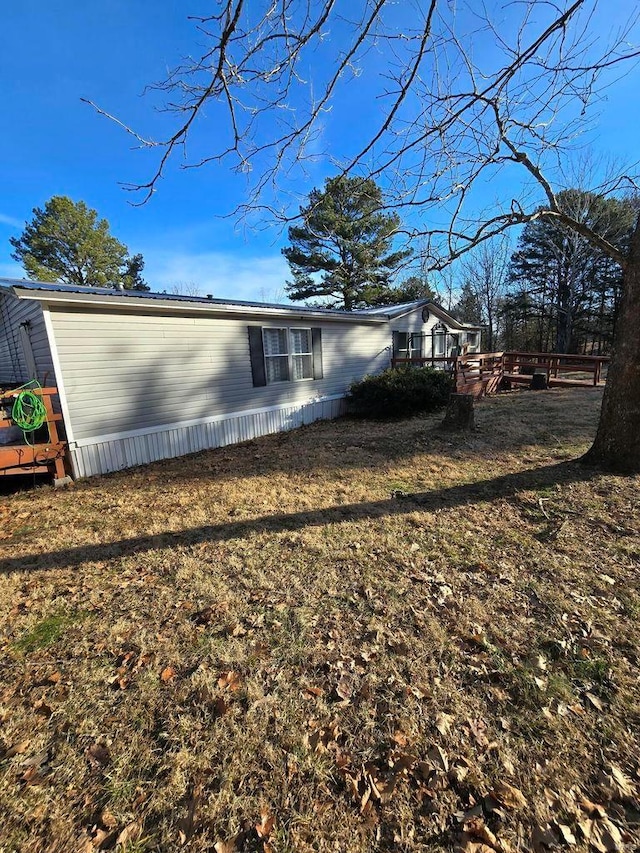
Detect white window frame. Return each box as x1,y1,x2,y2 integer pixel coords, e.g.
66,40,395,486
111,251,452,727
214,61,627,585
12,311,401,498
434,331,446,357
263,326,314,384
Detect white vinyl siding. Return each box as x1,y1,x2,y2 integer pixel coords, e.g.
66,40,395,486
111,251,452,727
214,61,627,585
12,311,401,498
47,308,390,442
389,305,480,361
0,293,55,386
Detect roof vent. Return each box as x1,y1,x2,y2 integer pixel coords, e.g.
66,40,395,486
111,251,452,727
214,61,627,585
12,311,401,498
207,294,213,300
116,283,125,292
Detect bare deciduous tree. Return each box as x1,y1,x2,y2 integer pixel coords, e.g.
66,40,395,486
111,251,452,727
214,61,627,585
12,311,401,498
87,1,640,471
461,238,511,351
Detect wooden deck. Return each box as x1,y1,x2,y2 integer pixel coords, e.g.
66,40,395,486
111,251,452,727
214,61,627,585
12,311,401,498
392,351,609,398
0,386,67,480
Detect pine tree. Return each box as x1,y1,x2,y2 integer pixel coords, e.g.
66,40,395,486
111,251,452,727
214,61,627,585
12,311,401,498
10,196,149,290
282,177,412,310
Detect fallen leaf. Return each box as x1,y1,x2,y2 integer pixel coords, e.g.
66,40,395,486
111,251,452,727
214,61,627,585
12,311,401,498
491,780,527,811
21,765,46,786
458,836,496,853
33,699,53,718
255,811,275,839
531,823,560,852
116,821,142,846
555,823,576,846
607,764,635,799
4,739,30,759
597,819,623,852
177,782,203,845
101,809,118,829
88,827,118,850
160,666,177,683
392,730,409,747
427,744,449,773
191,606,216,627
218,671,241,691
435,712,454,736
584,692,605,712
86,742,111,769
579,795,607,819
336,674,354,701
449,758,471,784
464,817,498,848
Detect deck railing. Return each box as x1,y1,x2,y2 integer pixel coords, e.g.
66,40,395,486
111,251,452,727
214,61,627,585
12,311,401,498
502,351,609,386
391,351,610,397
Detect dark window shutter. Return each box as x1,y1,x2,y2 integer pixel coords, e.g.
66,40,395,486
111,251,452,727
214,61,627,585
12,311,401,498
392,330,401,358
248,326,267,387
311,327,323,379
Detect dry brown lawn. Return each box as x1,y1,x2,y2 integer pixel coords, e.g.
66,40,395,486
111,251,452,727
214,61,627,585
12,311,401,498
0,388,638,853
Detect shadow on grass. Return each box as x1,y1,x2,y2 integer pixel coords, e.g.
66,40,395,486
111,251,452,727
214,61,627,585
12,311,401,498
1,460,598,575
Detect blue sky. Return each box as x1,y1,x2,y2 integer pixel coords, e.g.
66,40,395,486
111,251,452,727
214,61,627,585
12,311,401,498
1,1,638,301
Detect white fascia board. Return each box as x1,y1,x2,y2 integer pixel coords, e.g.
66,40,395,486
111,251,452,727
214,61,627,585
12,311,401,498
381,301,428,320
13,289,388,325
70,393,347,448
427,303,481,331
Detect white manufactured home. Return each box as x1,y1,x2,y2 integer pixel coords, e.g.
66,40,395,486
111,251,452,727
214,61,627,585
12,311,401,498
0,279,480,478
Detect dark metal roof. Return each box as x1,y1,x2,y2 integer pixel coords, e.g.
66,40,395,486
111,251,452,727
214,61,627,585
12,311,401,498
0,277,480,328
0,277,358,316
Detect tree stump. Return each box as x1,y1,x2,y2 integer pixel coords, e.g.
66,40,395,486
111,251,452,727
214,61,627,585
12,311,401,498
530,372,548,390
441,393,475,430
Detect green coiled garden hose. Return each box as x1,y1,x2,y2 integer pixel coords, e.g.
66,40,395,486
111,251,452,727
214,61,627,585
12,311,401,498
10,381,49,445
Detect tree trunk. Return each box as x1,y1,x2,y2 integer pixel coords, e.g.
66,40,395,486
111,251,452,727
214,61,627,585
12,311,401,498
583,216,640,473
441,394,475,430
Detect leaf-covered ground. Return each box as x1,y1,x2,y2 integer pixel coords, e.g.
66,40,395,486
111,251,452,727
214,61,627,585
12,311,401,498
0,388,638,853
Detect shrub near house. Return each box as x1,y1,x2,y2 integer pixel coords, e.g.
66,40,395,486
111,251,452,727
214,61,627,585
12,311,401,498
348,366,453,419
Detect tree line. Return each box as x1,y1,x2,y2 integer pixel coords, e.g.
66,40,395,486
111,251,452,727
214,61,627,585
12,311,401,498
9,184,636,355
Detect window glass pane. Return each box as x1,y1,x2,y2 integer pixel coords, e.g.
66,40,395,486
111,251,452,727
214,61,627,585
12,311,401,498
290,328,311,355
434,333,445,355
263,328,288,356
292,354,313,380
396,332,409,356
265,355,289,383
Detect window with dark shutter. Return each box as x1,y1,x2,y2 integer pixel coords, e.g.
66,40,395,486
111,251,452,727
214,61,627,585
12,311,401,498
251,325,323,385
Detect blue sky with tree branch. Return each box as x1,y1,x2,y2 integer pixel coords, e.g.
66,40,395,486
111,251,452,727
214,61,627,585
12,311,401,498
0,0,638,300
